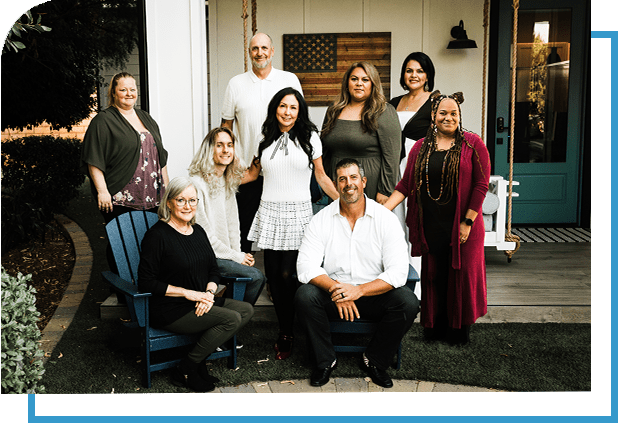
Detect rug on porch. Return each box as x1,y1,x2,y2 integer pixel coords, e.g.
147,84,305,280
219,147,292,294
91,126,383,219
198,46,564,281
511,227,590,242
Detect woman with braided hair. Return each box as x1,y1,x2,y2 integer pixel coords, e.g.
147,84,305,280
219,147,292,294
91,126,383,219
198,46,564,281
384,92,490,345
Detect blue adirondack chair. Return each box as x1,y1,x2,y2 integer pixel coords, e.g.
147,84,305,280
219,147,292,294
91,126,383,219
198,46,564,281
101,210,250,388
329,264,420,370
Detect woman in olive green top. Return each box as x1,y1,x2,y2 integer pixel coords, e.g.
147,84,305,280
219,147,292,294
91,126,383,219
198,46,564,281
81,72,169,224
320,62,401,204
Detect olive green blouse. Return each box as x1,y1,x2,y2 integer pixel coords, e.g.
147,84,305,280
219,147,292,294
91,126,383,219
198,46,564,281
81,106,168,198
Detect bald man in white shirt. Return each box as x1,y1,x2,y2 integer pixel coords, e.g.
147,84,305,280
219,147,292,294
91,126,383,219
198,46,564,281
295,158,419,388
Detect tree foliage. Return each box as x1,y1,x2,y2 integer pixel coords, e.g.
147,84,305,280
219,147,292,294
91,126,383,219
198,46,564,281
3,9,51,54
1,0,139,131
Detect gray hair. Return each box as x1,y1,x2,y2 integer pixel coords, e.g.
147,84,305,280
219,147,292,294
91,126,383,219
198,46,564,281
158,177,197,225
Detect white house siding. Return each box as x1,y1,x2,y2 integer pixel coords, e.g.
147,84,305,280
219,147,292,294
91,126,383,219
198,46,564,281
208,0,486,136
144,0,209,180
139,0,485,178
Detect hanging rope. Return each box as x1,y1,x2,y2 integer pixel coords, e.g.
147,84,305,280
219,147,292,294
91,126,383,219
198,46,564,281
481,0,489,141
505,0,521,260
251,0,258,35
242,0,249,72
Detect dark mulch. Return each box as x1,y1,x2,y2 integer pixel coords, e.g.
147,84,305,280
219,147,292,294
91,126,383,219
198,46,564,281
1,220,75,331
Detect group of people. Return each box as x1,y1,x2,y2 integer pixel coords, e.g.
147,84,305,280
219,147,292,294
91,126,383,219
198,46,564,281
81,32,490,392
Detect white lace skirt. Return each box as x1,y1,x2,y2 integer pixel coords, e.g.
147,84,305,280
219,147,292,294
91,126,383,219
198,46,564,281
248,200,313,250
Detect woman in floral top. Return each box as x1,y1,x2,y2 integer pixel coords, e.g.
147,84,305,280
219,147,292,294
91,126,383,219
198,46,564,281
81,72,169,224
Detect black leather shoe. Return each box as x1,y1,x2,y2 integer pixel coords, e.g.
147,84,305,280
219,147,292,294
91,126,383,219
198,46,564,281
360,357,393,388
310,360,338,387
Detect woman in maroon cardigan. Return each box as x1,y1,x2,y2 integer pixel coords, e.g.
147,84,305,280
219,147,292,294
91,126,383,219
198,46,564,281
384,92,490,345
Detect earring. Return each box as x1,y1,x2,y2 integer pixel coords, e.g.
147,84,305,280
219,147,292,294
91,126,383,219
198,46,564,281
424,82,430,91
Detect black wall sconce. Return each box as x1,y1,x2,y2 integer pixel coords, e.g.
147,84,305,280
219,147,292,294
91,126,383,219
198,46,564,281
447,20,477,49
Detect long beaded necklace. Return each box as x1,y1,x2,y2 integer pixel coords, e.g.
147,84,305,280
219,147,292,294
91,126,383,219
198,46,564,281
424,139,454,203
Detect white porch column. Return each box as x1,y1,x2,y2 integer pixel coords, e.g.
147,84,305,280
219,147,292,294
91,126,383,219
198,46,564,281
144,0,209,180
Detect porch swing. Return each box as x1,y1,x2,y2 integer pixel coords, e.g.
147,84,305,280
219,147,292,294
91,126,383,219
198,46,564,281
480,0,521,262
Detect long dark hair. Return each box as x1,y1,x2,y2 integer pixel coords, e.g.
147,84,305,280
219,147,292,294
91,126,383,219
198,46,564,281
257,87,317,169
321,61,387,136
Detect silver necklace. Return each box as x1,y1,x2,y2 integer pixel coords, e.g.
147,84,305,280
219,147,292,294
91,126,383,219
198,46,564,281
169,219,191,235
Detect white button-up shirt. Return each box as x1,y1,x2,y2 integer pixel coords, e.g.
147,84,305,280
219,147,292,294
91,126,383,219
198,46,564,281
297,197,409,288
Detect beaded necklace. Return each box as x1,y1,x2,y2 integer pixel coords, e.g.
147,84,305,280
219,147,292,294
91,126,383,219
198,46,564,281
424,139,454,203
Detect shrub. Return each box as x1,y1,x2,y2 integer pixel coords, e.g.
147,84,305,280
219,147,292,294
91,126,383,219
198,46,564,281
1,195,51,252
1,135,85,249
1,135,85,214
1,267,46,394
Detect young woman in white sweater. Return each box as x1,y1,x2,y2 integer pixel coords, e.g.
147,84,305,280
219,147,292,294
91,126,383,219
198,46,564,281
189,127,266,306
245,87,338,360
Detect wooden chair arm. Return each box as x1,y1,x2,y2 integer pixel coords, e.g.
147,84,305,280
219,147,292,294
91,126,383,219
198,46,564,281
102,271,152,299
221,276,250,301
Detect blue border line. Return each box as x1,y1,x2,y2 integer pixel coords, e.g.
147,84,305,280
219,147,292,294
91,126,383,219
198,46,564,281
25,31,611,423
591,30,616,421
26,394,614,423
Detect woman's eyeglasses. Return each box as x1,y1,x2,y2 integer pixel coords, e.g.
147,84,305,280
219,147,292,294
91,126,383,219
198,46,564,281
175,198,199,207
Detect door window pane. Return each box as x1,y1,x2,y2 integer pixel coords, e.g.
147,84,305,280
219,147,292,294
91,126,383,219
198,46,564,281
512,9,571,163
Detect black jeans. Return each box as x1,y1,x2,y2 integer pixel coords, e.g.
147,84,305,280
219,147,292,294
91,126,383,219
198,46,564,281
295,283,419,370
236,176,263,253
162,298,254,363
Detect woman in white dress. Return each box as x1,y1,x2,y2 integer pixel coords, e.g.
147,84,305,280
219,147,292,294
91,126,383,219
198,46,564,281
244,87,338,360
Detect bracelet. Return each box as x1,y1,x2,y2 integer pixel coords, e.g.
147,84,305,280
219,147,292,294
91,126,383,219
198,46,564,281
206,288,216,295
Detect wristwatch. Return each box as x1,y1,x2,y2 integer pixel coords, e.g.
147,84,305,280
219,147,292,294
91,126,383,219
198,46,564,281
206,288,216,295
463,218,474,226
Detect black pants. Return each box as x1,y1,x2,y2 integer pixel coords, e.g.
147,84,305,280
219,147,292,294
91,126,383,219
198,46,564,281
163,298,254,363
236,176,263,253
295,283,419,370
263,249,300,335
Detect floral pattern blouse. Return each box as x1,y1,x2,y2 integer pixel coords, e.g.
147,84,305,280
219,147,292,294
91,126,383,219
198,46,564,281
112,132,165,209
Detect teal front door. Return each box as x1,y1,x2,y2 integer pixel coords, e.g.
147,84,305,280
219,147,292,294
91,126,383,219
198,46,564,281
493,0,588,224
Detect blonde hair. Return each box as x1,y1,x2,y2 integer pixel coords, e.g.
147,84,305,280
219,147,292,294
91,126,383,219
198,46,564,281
107,72,135,108
321,62,387,136
187,127,246,198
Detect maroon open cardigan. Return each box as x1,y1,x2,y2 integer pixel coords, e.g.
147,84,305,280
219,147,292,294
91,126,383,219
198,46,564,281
395,132,490,328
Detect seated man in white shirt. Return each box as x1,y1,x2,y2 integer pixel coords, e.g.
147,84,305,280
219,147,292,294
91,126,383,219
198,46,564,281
295,158,419,388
